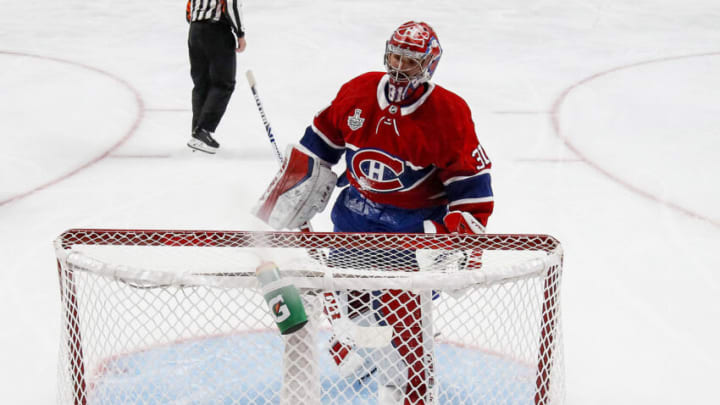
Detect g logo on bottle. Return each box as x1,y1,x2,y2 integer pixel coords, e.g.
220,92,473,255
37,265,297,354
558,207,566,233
350,149,405,192
268,294,290,323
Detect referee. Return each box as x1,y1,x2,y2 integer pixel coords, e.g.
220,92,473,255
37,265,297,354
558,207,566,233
186,0,246,154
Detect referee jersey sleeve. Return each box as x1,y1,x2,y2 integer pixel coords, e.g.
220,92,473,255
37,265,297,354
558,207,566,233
225,0,245,38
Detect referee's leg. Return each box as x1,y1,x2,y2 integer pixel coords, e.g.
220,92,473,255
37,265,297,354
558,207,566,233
188,22,210,132
197,24,237,133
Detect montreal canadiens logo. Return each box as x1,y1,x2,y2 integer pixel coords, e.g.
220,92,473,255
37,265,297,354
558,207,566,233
350,150,405,192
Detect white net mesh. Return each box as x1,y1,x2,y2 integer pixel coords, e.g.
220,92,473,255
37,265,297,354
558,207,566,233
54,229,564,405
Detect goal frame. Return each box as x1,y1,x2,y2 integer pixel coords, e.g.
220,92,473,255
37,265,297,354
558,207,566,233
55,228,563,405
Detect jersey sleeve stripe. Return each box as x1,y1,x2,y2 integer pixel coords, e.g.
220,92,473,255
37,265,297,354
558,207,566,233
310,124,344,150
443,169,491,186
449,197,494,207
444,172,493,202
300,126,345,165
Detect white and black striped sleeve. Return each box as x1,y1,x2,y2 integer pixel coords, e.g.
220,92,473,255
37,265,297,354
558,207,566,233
225,0,245,38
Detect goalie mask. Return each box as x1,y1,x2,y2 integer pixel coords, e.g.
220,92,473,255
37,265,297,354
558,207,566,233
384,21,442,103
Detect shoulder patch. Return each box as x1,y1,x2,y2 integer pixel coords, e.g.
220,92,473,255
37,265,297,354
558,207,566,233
347,109,365,130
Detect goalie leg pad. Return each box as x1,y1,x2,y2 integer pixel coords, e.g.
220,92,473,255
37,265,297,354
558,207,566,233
377,290,435,404
253,145,337,229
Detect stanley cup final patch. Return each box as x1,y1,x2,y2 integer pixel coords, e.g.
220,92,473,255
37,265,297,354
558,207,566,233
347,109,365,130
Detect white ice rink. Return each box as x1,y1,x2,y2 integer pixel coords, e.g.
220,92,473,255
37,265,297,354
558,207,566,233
1,0,719,403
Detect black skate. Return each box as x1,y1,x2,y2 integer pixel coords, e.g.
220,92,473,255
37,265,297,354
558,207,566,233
187,128,220,154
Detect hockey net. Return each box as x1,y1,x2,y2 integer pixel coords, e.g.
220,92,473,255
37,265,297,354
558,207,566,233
54,229,565,405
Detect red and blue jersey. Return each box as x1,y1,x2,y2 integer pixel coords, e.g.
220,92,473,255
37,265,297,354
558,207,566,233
300,72,493,230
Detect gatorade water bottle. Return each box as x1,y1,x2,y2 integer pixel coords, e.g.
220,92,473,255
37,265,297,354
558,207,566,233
256,262,308,335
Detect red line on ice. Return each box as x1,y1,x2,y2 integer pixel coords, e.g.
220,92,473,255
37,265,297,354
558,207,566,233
550,51,720,229
0,50,145,207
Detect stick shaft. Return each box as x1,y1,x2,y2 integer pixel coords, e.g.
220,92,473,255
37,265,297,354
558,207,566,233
246,70,284,163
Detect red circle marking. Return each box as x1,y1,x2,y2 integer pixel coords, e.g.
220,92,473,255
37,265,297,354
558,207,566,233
0,50,145,207
550,52,720,229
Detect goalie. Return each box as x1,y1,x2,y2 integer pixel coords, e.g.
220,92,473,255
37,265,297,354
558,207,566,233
254,20,493,405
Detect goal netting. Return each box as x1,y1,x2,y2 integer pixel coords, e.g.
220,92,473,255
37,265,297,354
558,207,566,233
54,229,564,405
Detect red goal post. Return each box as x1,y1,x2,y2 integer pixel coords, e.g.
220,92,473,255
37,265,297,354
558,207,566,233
54,229,565,405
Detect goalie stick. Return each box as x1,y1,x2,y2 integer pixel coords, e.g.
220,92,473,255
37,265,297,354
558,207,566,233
246,70,389,375
246,70,283,164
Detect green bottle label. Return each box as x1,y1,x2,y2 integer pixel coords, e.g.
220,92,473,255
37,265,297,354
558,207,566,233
257,262,308,335
264,286,308,334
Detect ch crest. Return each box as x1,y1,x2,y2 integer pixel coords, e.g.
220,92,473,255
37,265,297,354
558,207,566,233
347,109,365,131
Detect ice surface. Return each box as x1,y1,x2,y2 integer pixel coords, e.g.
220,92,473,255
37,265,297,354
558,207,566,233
1,0,719,403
